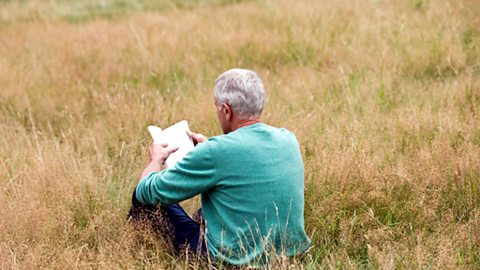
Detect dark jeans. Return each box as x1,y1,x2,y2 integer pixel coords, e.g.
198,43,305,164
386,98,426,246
128,189,207,255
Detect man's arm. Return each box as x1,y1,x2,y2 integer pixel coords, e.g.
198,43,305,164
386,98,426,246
135,139,217,205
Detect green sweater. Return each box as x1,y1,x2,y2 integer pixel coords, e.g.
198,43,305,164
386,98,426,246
136,123,311,266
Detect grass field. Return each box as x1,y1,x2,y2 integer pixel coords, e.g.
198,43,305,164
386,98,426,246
1,0,479,269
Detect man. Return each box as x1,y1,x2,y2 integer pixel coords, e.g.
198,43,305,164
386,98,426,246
129,68,311,267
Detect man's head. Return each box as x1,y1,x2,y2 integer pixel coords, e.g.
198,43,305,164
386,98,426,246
214,68,266,134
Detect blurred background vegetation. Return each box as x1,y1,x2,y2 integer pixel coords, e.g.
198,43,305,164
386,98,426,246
0,0,256,22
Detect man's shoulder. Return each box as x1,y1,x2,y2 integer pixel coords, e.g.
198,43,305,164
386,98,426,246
261,124,299,143
203,132,232,152
276,126,298,139
206,123,298,149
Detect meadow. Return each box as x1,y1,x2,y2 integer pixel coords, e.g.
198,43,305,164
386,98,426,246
0,0,479,268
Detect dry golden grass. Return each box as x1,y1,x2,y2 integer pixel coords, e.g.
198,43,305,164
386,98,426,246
1,0,479,269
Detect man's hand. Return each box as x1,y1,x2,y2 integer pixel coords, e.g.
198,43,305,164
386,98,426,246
139,143,179,181
187,130,207,146
149,143,179,164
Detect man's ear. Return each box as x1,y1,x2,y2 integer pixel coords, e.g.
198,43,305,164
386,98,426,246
223,103,233,121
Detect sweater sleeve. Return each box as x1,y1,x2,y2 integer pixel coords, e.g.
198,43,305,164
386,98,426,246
135,141,217,205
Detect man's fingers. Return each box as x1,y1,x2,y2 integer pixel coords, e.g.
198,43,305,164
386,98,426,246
151,143,177,151
186,130,207,144
186,131,198,141
149,143,178,164
168,145,179,153
186,131,199,145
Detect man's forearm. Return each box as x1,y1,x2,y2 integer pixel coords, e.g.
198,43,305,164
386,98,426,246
139,158,164,181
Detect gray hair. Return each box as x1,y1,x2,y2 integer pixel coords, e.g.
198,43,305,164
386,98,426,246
214,68,266,119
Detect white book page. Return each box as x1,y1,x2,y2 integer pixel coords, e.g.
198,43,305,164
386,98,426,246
147,120,195,168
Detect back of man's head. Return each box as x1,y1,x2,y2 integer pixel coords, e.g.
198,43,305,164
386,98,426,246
214,68,266,119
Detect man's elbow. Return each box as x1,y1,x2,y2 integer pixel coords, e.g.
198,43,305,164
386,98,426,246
136,183,181,206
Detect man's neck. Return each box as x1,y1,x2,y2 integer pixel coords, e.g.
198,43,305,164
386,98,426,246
232,118,261,131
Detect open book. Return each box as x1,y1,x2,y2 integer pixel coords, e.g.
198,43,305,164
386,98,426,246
147,120,195,168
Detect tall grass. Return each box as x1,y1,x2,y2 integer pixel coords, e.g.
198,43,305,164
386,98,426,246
1,0,479,268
